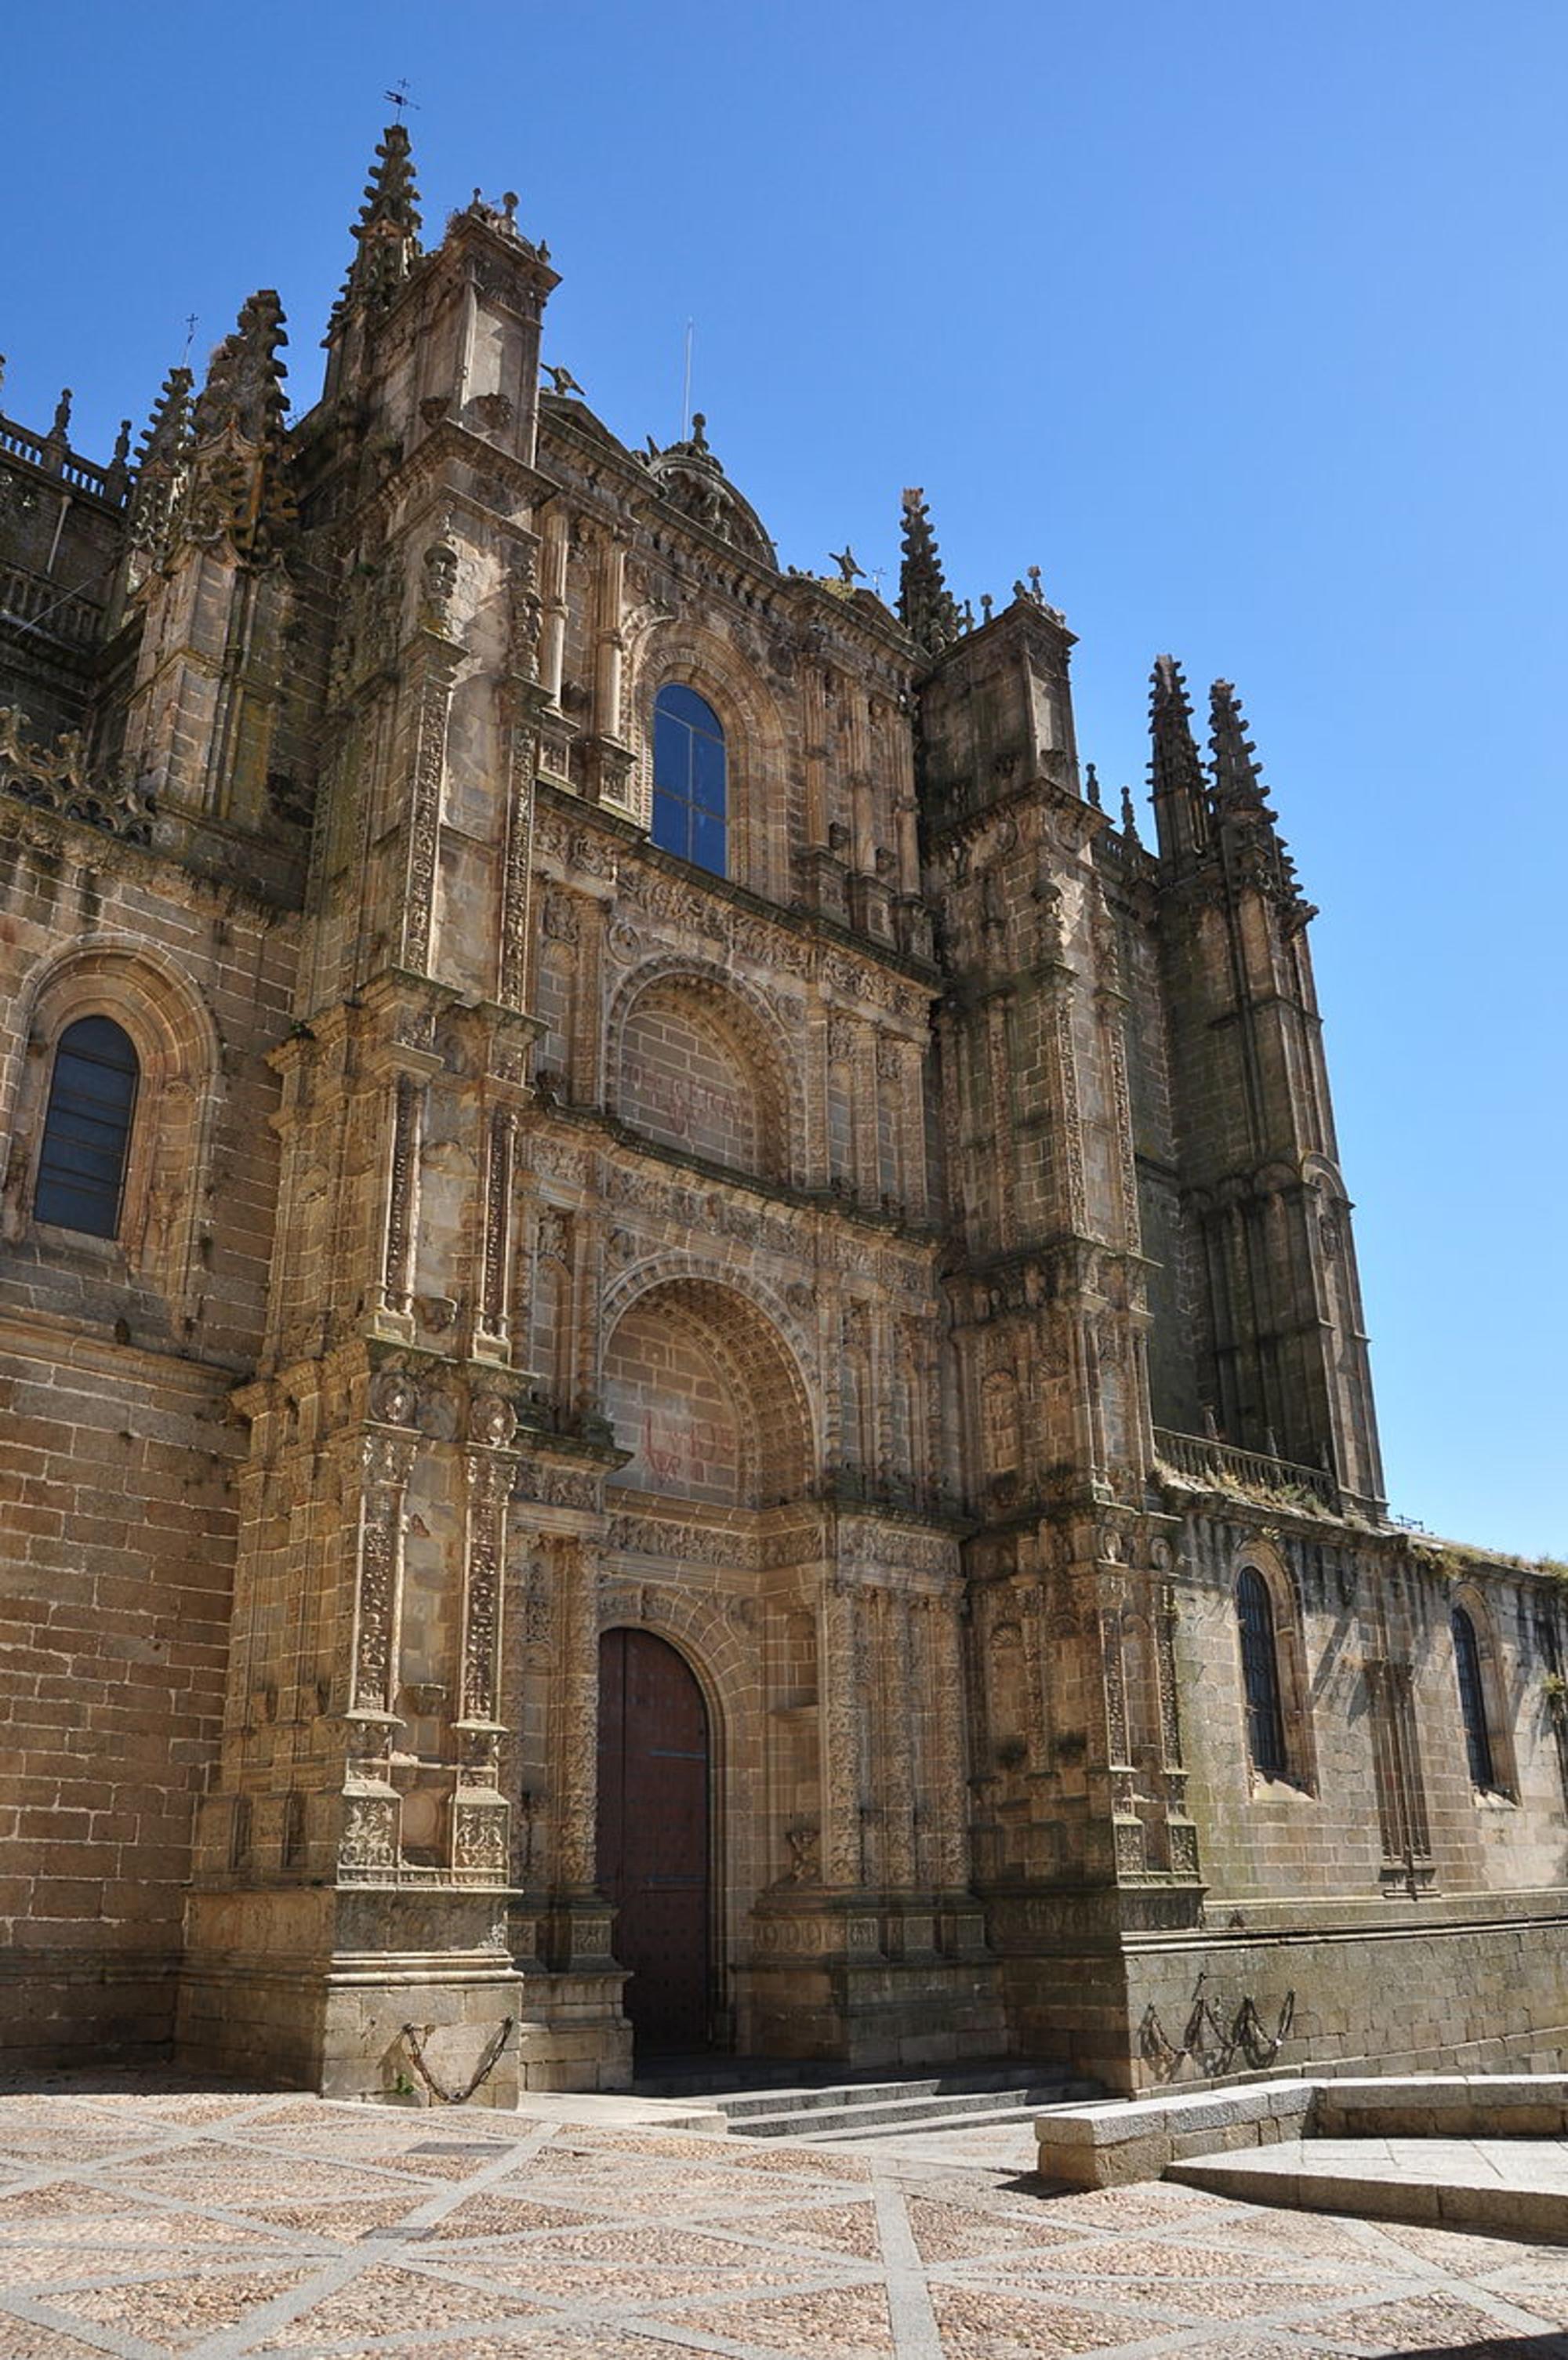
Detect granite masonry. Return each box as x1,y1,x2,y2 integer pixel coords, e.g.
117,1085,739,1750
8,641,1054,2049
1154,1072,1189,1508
0,126,1564,2104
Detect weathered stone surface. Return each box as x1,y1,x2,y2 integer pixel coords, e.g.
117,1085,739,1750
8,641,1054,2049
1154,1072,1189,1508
0,125,1564,2103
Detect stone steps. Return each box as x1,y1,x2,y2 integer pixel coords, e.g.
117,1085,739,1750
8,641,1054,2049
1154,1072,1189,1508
676,2063,1099,2143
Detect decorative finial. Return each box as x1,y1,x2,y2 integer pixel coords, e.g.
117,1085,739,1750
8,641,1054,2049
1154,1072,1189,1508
49,388,73,441
690,411,709,452
980,592,993,622
1085,761,1102,808
1120,786,1142,842
542,363,585,398
1027,565,1043,601
502,191,519,226
829,544,865,586
111,419,132,466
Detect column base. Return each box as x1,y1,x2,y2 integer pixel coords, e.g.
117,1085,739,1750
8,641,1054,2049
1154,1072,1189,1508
179,1884,523,2107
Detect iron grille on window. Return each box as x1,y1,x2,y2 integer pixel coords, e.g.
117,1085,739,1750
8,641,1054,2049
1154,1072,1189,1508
1451,1607,1496,1791
1237,1566,1287,1781
34,1015,139,1237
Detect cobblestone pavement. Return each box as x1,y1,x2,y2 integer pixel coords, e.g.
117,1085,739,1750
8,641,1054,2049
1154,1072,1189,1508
2,2081,1568,2358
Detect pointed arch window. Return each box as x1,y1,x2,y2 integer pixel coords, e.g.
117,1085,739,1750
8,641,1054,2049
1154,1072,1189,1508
652,684,727,877
34,1015,140,1238
1451,1606,1497,1792
1236,1565,1287,1781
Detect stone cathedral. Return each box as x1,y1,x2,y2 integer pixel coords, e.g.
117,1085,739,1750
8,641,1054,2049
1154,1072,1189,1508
1,129,1564,2106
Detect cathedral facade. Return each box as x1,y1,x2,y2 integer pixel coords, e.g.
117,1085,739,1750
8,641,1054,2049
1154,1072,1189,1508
1,129,1564,2105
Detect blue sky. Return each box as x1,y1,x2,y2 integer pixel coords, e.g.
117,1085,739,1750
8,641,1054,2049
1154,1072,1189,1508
5,2,1563,1555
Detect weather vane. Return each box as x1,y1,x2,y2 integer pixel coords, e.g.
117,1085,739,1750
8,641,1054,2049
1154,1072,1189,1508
384,80,419,116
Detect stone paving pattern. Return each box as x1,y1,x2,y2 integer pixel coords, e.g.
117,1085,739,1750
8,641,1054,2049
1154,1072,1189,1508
3,2083,1568,2358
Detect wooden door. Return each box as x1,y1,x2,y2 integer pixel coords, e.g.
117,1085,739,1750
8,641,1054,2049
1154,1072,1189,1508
596,1628,711,2052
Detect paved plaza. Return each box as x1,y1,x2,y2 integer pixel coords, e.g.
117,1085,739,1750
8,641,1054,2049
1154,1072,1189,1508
2,2079,1568,2358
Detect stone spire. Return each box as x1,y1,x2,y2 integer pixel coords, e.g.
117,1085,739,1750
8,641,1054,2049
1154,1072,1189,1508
338,122,423,318
186,293,293,559
1148,654,1210,860
898,485,962,655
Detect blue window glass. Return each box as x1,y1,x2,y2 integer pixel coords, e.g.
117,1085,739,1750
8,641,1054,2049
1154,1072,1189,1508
1237,1567,1287,1781
1451,1608,1496,1790
652,684,726,877
34,1015,139,1238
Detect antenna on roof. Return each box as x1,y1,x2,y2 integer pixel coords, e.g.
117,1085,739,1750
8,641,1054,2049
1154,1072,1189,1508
681,318,693,441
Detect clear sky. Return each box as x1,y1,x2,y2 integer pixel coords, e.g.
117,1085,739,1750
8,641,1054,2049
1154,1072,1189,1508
5,2,1563,1556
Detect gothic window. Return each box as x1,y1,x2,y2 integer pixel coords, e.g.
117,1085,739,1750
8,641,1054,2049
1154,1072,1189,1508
1236,1566,1287,1781
34,1015,139,1237
1452,1606,1497,1792
652,683,726,876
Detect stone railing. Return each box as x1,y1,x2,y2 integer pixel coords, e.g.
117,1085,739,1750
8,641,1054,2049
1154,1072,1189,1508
0,561,103,648
0,706,154,844
1152,1425,1339,1509
0,410,123,503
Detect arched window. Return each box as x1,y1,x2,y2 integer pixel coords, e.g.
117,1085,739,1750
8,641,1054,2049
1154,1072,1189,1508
1452,1606,1497,1791
652,684,726,877
34,1015,139,1238
1237,1566,1287,1781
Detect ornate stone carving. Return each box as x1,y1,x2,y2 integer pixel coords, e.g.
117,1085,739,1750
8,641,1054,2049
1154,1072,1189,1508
340,1792,398,1872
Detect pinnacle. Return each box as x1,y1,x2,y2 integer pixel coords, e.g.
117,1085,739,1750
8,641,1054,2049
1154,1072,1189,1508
898,485,962,654
1208,677,1271,816
1149,655,1205,786
194,292,289,448
358,121,422,241
336,122,423,321
135,365,194,469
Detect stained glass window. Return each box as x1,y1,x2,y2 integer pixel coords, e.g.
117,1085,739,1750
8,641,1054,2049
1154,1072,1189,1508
34,1015,138,1238
652,683,726,877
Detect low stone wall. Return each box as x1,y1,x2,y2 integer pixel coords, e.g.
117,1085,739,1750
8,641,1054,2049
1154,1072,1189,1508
1036,2073,1568,2188
1036,2079,1316,2187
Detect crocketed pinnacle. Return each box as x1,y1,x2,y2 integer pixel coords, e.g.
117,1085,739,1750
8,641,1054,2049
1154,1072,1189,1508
133,365,194,474
193,292,289,449
898,486,962,654
341,123,423,313
124,365,194,556
1208,678,1272,819
1148,654,1210,856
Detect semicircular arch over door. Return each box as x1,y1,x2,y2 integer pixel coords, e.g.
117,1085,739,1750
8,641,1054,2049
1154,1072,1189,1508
596,1628,712,2053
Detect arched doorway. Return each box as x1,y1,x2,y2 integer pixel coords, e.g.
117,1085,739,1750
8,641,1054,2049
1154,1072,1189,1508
596,1628,711,2053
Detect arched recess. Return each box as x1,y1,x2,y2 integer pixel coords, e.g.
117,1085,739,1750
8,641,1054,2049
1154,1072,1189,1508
623,620,793,901
607,957,802,1185
4,935,220,1313
601,1268,815,1510
1230,1539,1317,1793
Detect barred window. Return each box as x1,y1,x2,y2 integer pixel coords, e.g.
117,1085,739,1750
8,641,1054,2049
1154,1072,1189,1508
1451,1607,1497,1791
652,684,727,877
34,1015,139,1238
1237,1566,1287,1781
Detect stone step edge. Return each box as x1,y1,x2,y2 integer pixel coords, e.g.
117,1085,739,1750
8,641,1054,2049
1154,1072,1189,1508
1167,2148,1568,2243
731,2086,1088,2139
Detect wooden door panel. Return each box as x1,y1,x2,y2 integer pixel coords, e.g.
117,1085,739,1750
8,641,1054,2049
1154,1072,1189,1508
597,1628,710,2051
